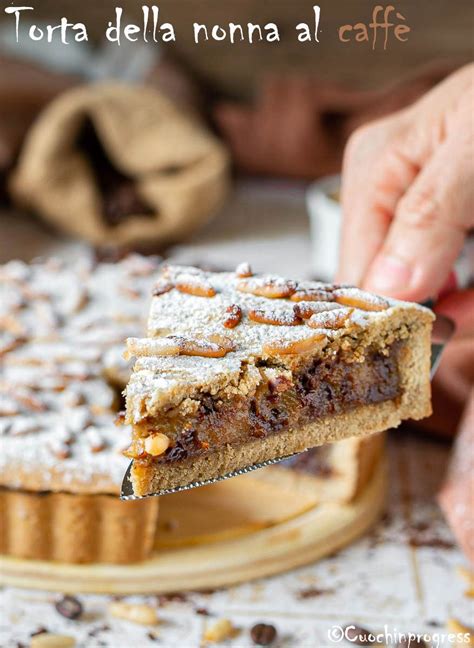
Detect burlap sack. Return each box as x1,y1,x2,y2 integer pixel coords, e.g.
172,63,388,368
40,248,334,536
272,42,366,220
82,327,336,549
0,56,75,200
10,83,229,247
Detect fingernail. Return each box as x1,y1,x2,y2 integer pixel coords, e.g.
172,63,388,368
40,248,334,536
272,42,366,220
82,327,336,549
364,255,413,295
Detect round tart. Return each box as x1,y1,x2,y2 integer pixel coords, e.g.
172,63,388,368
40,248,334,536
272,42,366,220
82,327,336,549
0,254,160,563
0,254,390,565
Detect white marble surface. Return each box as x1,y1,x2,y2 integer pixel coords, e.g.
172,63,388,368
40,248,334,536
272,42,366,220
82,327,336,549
1,182,471,648
1,436,470,648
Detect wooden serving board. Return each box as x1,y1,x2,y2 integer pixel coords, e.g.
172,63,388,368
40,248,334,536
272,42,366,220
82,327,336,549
0,459,386,594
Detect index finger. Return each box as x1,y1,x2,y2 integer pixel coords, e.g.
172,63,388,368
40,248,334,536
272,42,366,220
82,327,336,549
337,117,418,285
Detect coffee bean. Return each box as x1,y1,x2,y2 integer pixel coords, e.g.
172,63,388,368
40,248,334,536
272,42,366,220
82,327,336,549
250,623,277,646
55,595,83,620
343,624,376,645
147,632,160,642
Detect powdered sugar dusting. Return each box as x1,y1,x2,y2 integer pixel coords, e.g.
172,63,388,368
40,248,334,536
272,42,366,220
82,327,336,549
0,254,161,493
126,265,431,422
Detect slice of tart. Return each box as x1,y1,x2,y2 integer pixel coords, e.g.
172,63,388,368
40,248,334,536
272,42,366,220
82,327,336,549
124,264,434,497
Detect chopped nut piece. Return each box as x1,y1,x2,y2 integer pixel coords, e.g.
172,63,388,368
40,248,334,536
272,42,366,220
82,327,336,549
293,302,341,319
9,419,41,436
235,261,253,278
249,308,302,326
334,288,389,311
152,280,173,297
263,333,326,355
180,337,232,358
115,411,126,426
49,440,71,460
0,334,25,356
307,308,354,330
237,276,297,299
0,314,27,337
223,304,242,329
120,284,141,299
30,634,76,648
108,601,159,625
125,337,180,358
144,433,171,456
85,427,106,453
208,334,235,352
126,335,233,359
15,391,46,412
175,274,216,298
0,399,20,417
290,288,334,302
203,618,237,643
123,438,147,460
61,286,89,315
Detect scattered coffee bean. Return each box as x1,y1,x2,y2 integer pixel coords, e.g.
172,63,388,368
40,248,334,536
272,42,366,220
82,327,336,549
250,623,277,646
55,595,83,620
426,620,442,628
343,624,375,646
147,631,160,642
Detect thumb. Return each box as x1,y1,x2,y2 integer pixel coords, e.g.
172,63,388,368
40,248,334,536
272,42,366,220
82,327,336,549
363,131,473,302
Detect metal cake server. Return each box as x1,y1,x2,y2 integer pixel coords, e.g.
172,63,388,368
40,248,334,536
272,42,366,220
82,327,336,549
121,314,455,500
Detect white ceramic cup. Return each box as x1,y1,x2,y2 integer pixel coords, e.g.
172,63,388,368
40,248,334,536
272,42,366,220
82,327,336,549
306,174,342,281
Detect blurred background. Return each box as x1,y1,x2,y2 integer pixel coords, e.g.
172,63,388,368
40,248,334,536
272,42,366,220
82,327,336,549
1,3,473,645
0,0,472,277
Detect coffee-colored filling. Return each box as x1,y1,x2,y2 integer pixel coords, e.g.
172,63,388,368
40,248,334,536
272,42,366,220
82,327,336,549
128,343,401,468
127,343,401,468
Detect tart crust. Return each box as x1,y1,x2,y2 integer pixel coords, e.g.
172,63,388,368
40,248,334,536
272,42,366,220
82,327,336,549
0,488,159,564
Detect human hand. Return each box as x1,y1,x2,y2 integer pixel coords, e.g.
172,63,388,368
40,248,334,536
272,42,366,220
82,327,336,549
338,64,474,302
